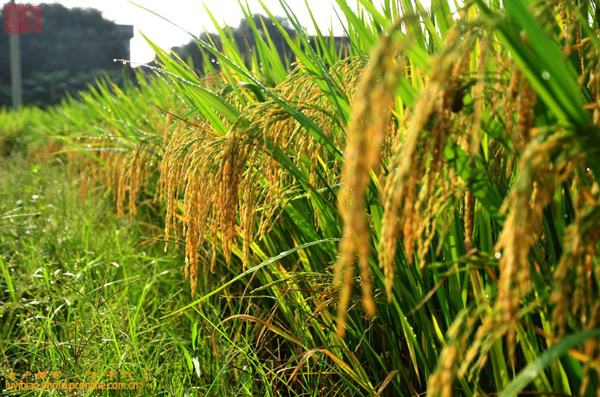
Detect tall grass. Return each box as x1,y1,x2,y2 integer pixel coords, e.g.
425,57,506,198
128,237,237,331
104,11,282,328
2,0,600,395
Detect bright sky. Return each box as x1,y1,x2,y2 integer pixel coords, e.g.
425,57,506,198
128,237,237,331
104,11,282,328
33,0,351,64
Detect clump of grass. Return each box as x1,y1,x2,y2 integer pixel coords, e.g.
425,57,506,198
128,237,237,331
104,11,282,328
0,155,220,395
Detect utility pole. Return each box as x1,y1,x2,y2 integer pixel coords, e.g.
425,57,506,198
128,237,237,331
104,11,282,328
9,0,23,110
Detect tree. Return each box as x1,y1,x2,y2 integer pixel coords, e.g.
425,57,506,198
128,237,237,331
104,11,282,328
0,3,131,107
170,14,296,77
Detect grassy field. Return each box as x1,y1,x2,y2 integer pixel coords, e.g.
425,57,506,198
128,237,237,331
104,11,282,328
2,0,600,395
0,155,201,394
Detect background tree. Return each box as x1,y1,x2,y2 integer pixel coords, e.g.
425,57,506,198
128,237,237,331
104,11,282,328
170,14,296,76
0,3,131,107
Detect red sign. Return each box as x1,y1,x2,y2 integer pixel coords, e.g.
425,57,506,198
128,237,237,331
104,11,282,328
3,4,43,34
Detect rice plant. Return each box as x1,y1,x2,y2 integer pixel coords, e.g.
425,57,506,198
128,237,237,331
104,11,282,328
2,0,600,395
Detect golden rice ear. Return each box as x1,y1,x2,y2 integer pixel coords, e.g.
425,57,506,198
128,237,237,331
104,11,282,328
155,59,366,296
493,134,570,365
334,34,403,336
549,200,600,396
334,25,478,336
551,201,600,335
379,26,471,285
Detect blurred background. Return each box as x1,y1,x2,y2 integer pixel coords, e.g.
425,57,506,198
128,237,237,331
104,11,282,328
1,0,349,108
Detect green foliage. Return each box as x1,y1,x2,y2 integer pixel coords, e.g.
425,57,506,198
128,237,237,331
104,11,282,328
0,107,46,155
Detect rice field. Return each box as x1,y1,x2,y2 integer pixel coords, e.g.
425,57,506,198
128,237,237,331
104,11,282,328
1,0,600,395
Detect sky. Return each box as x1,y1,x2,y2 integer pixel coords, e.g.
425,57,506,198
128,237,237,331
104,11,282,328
28,0,352,64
